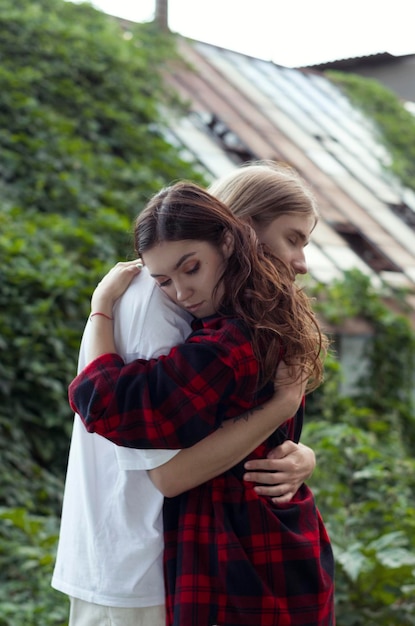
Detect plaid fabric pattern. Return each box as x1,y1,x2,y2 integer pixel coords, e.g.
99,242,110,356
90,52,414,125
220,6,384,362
69,315,335,625
164,440,335,626
69,317,261,449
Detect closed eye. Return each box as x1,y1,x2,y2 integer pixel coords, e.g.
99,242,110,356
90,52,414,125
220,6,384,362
186,262,200,275
158,278,171,288
156,261,200,287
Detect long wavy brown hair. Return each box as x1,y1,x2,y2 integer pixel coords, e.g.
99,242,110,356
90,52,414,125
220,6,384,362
208,160,319,229
135,181,327,392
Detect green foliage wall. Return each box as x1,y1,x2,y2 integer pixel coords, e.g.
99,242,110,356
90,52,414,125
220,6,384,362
328,70,415,192
0,0,204,492
306,271,415,624
0,2,204,621
315,75,415,622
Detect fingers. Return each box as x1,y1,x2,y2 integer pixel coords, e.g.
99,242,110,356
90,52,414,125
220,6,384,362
244,448,298,473
113,260,143,272
266,440,297,460
92,260,143,308
243,469,281,485
244,443,305,503
244,477,299,503
270,491,297,504
107,260,143,280
244,458,281,472
99,261,142,283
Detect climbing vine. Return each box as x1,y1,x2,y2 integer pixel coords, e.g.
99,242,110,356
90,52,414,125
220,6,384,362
310,269,415,449
328,70,415,192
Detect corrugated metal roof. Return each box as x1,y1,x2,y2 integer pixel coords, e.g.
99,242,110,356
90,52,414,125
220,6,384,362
165,38,415,319
301,51,414,71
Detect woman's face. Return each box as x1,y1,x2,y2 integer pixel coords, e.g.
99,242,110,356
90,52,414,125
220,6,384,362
255,213,316,275
143,238,231,318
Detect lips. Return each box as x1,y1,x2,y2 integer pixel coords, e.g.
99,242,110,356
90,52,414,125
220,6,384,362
185,302,203,314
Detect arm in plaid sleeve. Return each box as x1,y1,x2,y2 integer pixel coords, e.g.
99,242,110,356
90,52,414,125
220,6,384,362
68,319,262,450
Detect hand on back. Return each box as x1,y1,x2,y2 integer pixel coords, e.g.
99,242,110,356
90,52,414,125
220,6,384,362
91,261,142,312
244,441,316,503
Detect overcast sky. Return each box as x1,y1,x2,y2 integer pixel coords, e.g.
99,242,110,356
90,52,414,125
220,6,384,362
76,0,415,67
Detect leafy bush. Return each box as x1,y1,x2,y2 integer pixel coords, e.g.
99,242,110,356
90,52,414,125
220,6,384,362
0,508,68,626
304,420,415,625
0,2,204,623
305,270,415,624
310,269,415,448
0,0,204,507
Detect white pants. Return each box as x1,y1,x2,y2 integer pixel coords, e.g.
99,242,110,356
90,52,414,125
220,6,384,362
69,597,165,626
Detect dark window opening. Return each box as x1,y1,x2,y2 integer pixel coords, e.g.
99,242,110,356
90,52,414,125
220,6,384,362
196,112,257,163
389,202,415,229
333,223,401,272
314,133,339,143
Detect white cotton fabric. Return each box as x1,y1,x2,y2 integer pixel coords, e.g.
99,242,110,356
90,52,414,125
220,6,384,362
68,597,166,626
52,269,191,607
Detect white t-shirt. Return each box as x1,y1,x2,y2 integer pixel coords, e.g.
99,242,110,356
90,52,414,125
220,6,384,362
51,269,192,607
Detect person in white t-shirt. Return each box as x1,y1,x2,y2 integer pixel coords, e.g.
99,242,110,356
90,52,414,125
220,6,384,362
52,161,319,626
52,270,190,626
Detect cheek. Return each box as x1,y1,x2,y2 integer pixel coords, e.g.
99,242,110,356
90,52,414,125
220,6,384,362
204,257,225,280
266,237,288,258
161,286,179,304
157,281,176,296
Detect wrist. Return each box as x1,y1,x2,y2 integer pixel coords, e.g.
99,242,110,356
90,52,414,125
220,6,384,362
90,311,114,322
90,296,114,318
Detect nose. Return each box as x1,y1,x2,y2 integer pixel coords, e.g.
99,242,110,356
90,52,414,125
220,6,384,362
292,252,307,276
174,279,192,303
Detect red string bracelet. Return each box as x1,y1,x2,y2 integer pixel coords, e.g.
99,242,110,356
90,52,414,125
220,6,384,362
90,312,114,321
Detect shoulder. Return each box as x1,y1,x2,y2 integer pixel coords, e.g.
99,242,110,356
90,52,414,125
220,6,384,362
112,270,156,327
113,269,192,359
191,315,251,343
186,316,256,374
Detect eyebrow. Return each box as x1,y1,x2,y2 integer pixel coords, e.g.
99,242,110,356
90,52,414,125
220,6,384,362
150,252,196,277
290,229,308,243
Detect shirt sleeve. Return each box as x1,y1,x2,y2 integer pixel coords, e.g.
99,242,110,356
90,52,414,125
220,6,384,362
68,324,260,450
112,271,191,469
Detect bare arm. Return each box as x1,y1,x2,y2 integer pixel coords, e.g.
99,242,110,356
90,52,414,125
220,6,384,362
149,363,306,497
87,261,141,360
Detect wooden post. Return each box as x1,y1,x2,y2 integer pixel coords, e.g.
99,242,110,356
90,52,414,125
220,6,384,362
155,0,169,32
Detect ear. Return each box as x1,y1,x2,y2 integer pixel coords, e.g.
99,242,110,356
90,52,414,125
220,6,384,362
221,231,235,259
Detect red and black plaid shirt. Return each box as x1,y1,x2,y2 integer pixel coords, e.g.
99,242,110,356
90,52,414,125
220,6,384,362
69,315,335,626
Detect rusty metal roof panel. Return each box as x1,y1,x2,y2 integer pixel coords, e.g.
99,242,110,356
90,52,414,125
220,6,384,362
169,116,237,180
167,39,415,302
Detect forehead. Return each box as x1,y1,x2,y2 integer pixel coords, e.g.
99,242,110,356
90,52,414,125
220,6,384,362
142,240,216,274
272,213,316,238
